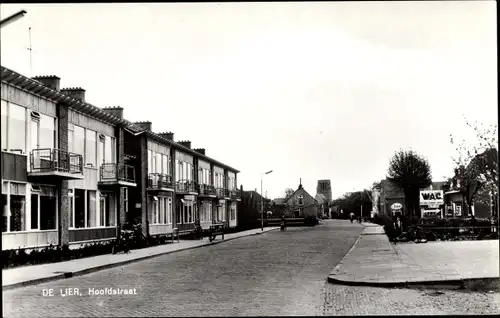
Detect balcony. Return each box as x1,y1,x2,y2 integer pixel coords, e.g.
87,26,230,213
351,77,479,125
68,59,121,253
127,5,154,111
148,173,174,191
198,184,216,197
176,180,197,194
230,189,242,201
216,188,230,198
29,148,83,181
98,163,137,187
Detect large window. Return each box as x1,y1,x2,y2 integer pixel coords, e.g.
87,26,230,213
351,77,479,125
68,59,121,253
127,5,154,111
69,189,74,228
86,190,97,227
148,150,153,173
200,201,211,222
98,192,116,227
39,114,55,149
230,203,236,221
1,100,7,150
150,196,172,225
7,103,27,153
162,155,169,175
2,182,27,232
104,136,115,163
85,130,96,167
74,189,85,228
73,126,85,157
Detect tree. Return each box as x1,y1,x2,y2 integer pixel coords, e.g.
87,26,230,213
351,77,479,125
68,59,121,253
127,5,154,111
331,191,372,218
387,149,432,218
450,117,498,215
284,188,294,199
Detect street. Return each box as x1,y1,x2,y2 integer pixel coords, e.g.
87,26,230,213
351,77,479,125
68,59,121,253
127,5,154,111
3,221,362,317
3,220,499,317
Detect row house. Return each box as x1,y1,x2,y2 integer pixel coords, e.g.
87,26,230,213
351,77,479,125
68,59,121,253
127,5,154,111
1,65,241,251
117,119,241,238
1,66,137,251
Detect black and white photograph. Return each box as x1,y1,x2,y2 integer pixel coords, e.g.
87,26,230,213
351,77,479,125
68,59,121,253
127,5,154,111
1,1,498,316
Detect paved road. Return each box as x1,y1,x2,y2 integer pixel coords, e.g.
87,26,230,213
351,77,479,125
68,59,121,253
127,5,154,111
3,220,363,317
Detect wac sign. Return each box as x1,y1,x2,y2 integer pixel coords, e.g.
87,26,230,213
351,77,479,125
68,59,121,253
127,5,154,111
419,190,444,206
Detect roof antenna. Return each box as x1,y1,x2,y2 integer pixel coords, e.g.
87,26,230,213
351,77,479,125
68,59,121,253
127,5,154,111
28,26,33,76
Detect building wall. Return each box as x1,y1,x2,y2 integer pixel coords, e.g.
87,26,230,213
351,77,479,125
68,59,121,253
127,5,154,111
286,187,317,218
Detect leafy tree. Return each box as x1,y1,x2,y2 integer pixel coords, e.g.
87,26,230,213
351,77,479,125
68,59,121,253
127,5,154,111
284,188,295,199
331,191,372,218
387,149,432,218
450,118,498,214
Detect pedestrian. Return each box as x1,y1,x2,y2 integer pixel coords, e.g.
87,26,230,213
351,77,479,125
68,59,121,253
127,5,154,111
349,212,355,223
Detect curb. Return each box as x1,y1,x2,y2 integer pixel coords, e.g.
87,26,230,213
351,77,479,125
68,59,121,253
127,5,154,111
327,275,500,291
329,229,363,277
3,228,278,291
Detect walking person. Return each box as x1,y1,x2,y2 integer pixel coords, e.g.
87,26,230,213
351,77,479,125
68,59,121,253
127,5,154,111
349,212,355,223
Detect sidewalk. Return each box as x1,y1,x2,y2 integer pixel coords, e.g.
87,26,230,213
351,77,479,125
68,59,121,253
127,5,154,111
3,227,278,290
328,223,500,290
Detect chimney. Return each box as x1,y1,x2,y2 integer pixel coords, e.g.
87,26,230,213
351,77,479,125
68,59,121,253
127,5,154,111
103,106,123,119
32,75,60,90
158,132,174,141
134,121,152,131
178,140,191,149
194,148,205,155
61,87,86,102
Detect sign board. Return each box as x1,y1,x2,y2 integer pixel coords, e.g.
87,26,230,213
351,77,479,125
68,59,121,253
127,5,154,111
455,205,462,216
184,195,195,201
428,203,440,209
391,203,403,211
419,190,444,206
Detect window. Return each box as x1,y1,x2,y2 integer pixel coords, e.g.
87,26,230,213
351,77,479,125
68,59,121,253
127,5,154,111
99,194,106,226
86,190,97,227
74,189,85,228
298,195,304,206
68,189,74,228
40,186,56,230
148,150,153,173
150,196,159,224
104,136,115,163
162,155,168,175
105,192,116,227
73,126,85,157
85,130,96,167
156,153,161,175
68,124,74,153
1,100,7,150
99,137,105,166
8,103,27,153
31,193,39,230
2,182,27,232
30,117,39,152
159,197,165,224
123,187,128,213
231,203,236,221
39,114,55,150
167,198,172,224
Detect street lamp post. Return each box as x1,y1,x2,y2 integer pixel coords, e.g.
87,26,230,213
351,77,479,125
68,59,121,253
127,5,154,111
261,170,273,231
0,10,27,29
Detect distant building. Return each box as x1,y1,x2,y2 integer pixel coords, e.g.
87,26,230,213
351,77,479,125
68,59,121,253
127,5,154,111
285,180,319,219
316,180,332,203
237,188,270,230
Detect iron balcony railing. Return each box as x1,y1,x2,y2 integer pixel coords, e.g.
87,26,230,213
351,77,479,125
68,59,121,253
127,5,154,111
198,183,216,196
100,163,136,183
30,148,83,174
216,188,230,198
230,189,241,199
176,179,197,193
148,173,173,189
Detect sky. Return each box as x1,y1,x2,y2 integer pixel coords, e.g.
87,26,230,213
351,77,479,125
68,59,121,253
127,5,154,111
1,2,497,200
